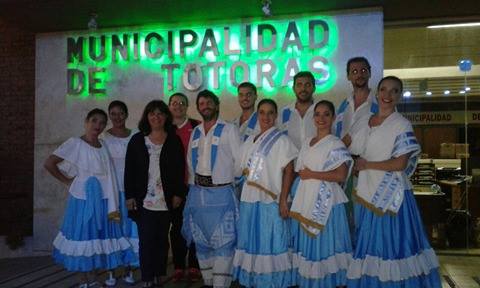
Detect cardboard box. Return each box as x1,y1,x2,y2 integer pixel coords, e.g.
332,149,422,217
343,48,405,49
455,143,469,154
455,143,469,159
455,153,470,159
440,143,455,159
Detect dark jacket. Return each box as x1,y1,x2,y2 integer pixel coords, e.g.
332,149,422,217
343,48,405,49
124,131,187,221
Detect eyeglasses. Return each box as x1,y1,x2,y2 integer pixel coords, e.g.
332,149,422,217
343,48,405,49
349,68,369,75
170,101,186,107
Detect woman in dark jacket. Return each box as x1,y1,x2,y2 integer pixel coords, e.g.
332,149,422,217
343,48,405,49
124,100,187,288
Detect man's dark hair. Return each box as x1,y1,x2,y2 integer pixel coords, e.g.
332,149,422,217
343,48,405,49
196,89,220,107
238,82,257,94
169,92,189,106
293,71,315,87
346,57,371,74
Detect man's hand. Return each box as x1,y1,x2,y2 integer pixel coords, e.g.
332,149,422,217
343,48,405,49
172,196,183,209
126,198,137,211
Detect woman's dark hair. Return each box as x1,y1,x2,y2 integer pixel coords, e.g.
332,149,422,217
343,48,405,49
377,76,403,93
108,100,128,116
314,100,335,117
138,100,173,135
257,98,277,114
85,108,108,121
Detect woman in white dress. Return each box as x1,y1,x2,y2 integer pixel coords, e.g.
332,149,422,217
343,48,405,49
232,98,298,288
346,76,441,288
290,100,353,288
102,100,139,286
44,108,135,288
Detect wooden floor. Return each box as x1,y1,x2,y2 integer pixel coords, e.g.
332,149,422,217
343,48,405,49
0,254,479,288
0,256,203,288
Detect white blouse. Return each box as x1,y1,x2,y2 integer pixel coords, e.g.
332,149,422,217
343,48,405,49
102,130,134,191
143,137,168,211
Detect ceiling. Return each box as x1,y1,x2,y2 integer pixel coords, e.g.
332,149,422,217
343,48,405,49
1,0,480,32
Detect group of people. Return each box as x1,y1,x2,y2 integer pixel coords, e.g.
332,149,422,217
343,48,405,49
45,57,442,288
44,98,201,287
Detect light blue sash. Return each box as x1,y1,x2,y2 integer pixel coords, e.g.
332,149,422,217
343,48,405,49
310,147,352,228
370,96,379,114
370,130,420,213
83,176,103,230
281,108,292,135
191,123,226,173
246,128,283,182
335,97,379,137
334,99,350,137
242,112,258,142
393,131,420,177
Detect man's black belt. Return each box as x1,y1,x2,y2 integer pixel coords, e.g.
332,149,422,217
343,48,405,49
195,174,231,187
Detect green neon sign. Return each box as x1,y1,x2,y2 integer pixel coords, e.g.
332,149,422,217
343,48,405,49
66,16,338,99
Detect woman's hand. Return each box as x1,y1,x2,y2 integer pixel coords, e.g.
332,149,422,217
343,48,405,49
63,177,74,186
126,198,137,211
298,167,313,180
354,157,368,171
279,198,289,219
172,196,183,209
44,155,75,186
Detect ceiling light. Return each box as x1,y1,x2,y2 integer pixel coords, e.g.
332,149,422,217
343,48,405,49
444,90,450,95
88,13,98,30
426,91,432,96
427,22,480,29
459,90,466,94
261,0,272,16
403,91,412,97
465,87,471,91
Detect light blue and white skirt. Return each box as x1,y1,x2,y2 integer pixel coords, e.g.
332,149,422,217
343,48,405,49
291,203,352,288
53,177,136,272
347,190,441,288
233,201,294,288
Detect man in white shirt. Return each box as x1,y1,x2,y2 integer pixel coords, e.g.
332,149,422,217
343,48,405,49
333,57,378,147
182,90,241,288
278,71,317,150
232,82,260,142
333,57,377,248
